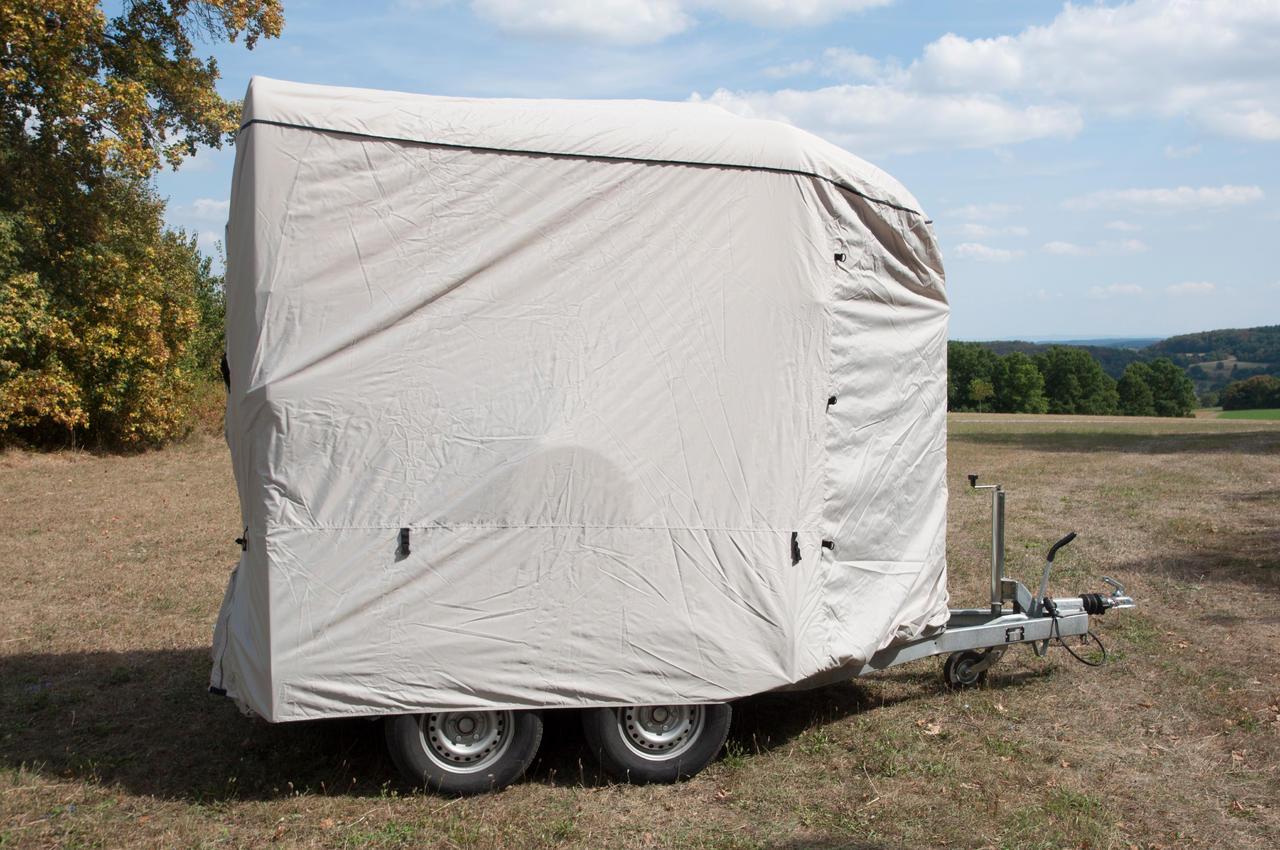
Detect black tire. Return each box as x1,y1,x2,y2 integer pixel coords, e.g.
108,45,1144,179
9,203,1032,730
384,709,543,795
943,650,988,689
582,703,731,784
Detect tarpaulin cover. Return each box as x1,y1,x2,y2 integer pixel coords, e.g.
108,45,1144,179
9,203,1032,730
211,77,949,722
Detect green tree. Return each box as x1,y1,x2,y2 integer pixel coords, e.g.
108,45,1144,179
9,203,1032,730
993,351,1048,414
1116,363,1156,416
1034,346,1119,415
967,377,995,411
188,241,226,377
1221,375,1280,410
947,341,1000,411
1143,357,1197,417
0,1,281,447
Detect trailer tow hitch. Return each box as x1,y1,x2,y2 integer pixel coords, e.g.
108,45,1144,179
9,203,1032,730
1023,516,1134,668
854,475,1135,687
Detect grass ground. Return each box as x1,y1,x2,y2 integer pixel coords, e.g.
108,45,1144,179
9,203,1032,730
2,414,1278,848
1216,409,1280,421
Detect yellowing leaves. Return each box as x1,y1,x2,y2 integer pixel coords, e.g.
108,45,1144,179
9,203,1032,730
2,1,282,180
1,1,269,448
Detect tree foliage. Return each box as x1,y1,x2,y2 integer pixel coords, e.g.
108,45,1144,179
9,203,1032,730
974,339,1144,379
1116,358,1196,417
1033,346,1119,415
1116,364,1155,417
1,181,223,445
947,342,998,411
2,1,282,181
947,342,1047,414
0,1,281,447
993,351,1047,414
1145,325,1280,366
1220,375,1280,410
1143,358,1197,417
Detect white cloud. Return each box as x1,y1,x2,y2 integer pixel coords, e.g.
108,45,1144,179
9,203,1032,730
764,59,814,79
1164,143,1201,159
171,198,229,224
1102,239,1149,254
903,0,1280,141
954,223,1028,238
470,0,896,44
192,198,230,220
1166,281,1215,295
1045,238,1150,256
1064,184,1265,213
946,203,1020,221
694,85,1081,158
493,1,1280,153
1198,103,1280,141
821,47,885,80
706,0,896,28
471,0,693,44
953,242,1021,263
179,155,217,173
697,0,1280,156
1087,284,1146,299
1106,220,1142,231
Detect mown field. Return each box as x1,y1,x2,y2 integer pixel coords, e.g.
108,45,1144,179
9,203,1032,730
1216,409,1280,421
2,415,1278,849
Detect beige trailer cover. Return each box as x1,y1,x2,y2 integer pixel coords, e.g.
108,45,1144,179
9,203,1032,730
212,77,949,722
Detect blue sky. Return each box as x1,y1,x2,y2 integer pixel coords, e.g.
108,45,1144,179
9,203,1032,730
155,0,1280,341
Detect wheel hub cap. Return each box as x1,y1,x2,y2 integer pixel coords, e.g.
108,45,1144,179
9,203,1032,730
419,710,514,773
619,705,704,761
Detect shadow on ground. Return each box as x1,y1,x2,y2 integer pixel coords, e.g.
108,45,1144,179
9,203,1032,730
1,649,393,801
950,428,1280,456
0,642,1075,802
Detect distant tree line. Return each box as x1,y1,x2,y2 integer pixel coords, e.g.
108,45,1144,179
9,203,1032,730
1186,360,1276,396
1219,375,1280,410
1145,325,1280,365
964,326,1280,406
949,342,1197,417
977,339,1145,380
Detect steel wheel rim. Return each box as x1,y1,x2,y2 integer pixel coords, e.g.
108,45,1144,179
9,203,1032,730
417,711,514,774
953,655,981,685
617,705,704,761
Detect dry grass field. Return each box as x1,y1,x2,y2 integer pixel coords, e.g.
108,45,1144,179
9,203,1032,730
2,414,1278,849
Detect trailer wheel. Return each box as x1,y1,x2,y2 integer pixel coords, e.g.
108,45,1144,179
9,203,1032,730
582,703,731,784
943,651,988,689
384,709,543,795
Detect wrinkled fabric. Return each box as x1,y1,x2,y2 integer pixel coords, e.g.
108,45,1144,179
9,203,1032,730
212,77,949,722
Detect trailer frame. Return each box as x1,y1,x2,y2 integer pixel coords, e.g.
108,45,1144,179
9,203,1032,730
856,474,1135,686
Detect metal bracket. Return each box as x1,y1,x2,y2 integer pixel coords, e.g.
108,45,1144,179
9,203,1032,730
1101,576,1125,598
967,647,1006,675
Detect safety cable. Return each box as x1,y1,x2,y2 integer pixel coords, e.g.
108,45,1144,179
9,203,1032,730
1046,600,1108,667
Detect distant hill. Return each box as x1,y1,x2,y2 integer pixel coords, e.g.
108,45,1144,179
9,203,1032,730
1049,337,1163,349
1144,325,1280,364
957,325,1280,389
968,340,1144,379
1146,325,1280,394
